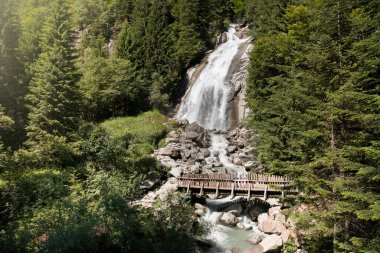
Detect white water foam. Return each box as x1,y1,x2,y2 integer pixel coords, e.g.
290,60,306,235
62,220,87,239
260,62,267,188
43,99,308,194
176,25,249,130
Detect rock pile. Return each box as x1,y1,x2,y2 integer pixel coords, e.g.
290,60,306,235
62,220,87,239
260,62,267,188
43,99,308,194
153,120,213,177
245,206,299,253
154,120,259,176
224,127,262,172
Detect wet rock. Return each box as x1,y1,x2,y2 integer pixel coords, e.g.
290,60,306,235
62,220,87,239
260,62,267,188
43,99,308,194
195,203,208,217
221,203,243,216
219,212,239,227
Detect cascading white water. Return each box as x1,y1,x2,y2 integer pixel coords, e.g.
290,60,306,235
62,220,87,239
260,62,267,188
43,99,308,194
202,209,259,253
176,25,248,130
176,25,256,252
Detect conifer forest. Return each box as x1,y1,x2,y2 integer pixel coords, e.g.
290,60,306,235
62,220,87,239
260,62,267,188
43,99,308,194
0,0,379,252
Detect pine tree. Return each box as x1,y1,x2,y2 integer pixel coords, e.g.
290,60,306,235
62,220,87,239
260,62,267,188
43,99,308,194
23,0,81,166
0,0,25,146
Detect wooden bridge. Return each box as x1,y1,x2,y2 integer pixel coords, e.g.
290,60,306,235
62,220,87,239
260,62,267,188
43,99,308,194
177,173,296,199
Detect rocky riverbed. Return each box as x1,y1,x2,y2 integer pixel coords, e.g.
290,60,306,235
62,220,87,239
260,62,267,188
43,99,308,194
194,200,300,253
153,120,262,177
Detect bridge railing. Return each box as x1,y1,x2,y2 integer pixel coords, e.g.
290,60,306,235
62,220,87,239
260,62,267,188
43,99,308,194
177,173,295,194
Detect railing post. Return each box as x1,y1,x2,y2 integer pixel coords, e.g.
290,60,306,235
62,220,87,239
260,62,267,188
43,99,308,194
215,182,220,198
247,184,251,199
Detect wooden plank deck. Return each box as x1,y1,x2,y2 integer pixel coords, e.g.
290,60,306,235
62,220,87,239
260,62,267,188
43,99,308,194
177,173,296,198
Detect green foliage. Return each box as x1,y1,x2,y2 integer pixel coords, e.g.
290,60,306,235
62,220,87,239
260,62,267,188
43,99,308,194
100,111,172,145
247,0,380,251
24,0,81,166
79,50,146,121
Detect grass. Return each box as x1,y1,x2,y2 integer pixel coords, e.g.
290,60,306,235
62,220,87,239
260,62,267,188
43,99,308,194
100,110,175,145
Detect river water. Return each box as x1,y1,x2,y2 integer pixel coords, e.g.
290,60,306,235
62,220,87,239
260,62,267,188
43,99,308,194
176,25,256,253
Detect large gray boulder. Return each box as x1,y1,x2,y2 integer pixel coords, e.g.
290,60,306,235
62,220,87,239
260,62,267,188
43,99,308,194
259,234,283,252
169,167,183,178
258,213,286,234
182,131,199,140
185,122,204,133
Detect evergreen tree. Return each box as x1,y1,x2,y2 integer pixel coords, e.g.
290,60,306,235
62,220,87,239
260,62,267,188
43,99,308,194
0,0,25,146
23,0,81,166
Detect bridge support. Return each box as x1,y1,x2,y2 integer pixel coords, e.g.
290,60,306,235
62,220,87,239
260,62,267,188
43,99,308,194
263,185,268,200
230,182,235,199
247,184,251,199
186,181,191,194
200,182,204,196
215,182,220,198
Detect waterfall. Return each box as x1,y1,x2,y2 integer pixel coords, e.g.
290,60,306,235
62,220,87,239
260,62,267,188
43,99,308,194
175,25,257,252
176,25,249,130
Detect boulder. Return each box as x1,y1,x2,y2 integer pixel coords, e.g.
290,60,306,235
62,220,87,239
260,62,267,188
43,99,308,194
280,230,290,243
248,245,264,253
219,212,239,227
169,167,183,178
181,149,192,160
243,161,255,170
213,162,223,167
200,148,211,157
232,157,242,165
221,203,243,216
168,131,179,138
259,234,282,252
165,138,178,143
187,159,196,165
268,206,281,218
195,203,208,217
177,119,189,126
275,213,286,225
227,145,238,154
190,164,200,174
185,122,204,133
195,153,205,162
226,129,238,139
157,147,175,156
202,164,213,171
183,131,199,140
247,233,266,245
258,215,286,234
